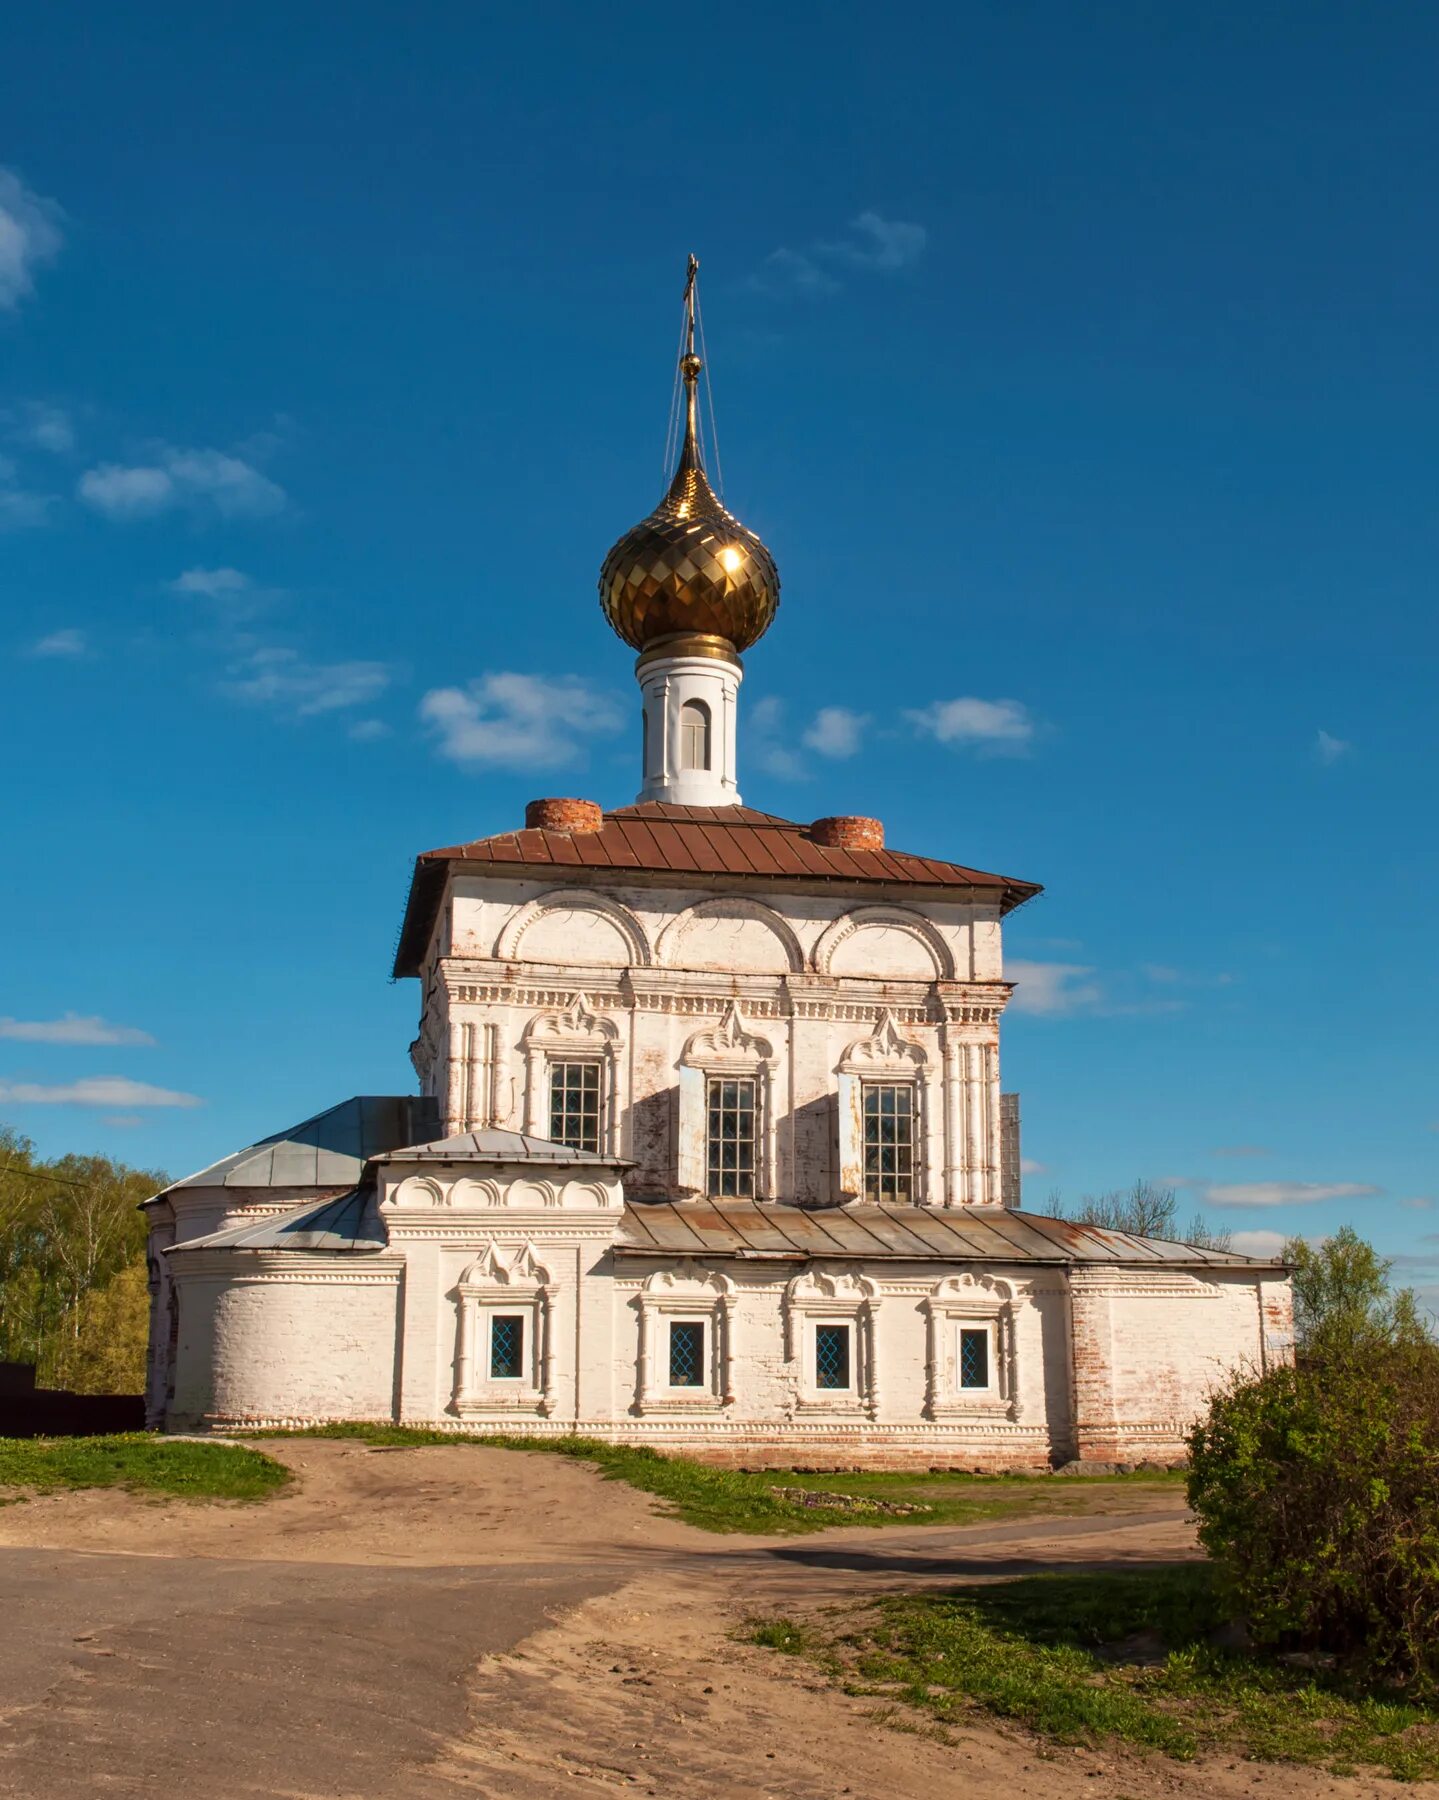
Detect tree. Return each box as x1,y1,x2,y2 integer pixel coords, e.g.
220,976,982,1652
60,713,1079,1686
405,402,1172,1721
0,1127,165,1393
1283,1225,1425,1361
1043,1179,1231,1251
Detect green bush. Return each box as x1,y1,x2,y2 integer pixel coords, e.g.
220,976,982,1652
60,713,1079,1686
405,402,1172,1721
1188,1336,1439,1696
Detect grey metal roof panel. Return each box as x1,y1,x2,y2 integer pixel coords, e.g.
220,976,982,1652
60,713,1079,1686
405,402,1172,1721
614,1204,1283,1266
169,1188,388,1254
157,1095,442,1197
374,1127,628,1167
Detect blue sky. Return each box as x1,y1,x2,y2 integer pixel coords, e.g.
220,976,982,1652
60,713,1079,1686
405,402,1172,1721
1,2,1434,1300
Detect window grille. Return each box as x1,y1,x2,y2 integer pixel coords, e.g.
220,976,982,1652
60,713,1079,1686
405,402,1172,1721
549,1059,601,1153
490,1314,524,1381
815,1323,850,1390
863,1083,915,1204
668,1320,705,1388
680,699,711,771
959,1326,989,1389
706,1076,757,1198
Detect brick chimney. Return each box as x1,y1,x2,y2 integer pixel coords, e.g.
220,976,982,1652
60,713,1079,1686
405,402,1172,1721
525,798,604,833
809,815,884,851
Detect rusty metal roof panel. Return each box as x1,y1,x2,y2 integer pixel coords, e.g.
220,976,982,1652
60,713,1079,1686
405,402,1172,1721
613,1203,1282,1265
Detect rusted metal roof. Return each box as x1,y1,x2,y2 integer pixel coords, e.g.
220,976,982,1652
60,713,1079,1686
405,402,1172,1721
394,804,1042,977
373,1127,628,1167
616,1200,1283,1266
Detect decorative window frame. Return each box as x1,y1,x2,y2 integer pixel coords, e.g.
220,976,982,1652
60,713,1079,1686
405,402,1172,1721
454,1243,558,1418
923,1272,1019,1421
784,1265,881,1418
633,1262,735,1415
677,1001,778,1199
837,1011,930,1205
521,995,622,1153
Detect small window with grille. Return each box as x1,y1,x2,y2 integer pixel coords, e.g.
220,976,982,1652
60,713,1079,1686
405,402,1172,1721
680,699,711,771
815,1323,851,1391
863,1082,915,1204
668,1320,705,1388
706,1076,757,1198
549,1059,602,1154
959,1326,990,1390
490,1314,525,1381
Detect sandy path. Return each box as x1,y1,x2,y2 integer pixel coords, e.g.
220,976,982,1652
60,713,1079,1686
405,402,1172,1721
0,1441,1409,1798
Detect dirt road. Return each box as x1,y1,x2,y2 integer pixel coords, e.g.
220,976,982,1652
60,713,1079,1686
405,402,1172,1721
0,1442,1398,1798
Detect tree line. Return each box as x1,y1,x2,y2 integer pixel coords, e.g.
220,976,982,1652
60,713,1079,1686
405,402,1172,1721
0,1125,165,1394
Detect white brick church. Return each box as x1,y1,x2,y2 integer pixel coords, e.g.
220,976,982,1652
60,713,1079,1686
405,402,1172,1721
145,270,1292,1468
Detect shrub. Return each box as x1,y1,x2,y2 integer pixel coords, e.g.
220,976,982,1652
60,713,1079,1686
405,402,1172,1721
1188,1337,1439,1696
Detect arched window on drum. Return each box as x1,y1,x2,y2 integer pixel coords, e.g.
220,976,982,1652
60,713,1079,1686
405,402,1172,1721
680,699,711,771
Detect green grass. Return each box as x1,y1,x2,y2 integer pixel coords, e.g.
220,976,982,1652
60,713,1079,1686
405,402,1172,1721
264,1422,1179,1535
745,1566,1439,1781
0,1433,291,1503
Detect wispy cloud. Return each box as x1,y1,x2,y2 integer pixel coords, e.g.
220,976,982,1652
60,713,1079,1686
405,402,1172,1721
1211,1144,1272,1158
0,454,56,530
747,695,809,781
4,400,74,454
171,566,252,598
1315,729,1351,766
224,646,390,720
27,628,87,659
0,1076,201,1108
1006,960,1104,1017
749,210,927,298
802,706,869,759
0,1013,154,1046
907,696,1036,754
347,718,391,743
1400,1197,1436,1212
79,447,286,521
1020,1158,1047,1176
1201,1180,1381,1210
0,168,64,310
420,672,624,771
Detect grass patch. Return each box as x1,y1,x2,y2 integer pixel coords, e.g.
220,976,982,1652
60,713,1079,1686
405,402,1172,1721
263,1423,1178,1535
0,1433,290,1503
746,1566,1439,1781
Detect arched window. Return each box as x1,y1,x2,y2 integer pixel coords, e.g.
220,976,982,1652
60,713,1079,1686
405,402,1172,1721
680,699,711,771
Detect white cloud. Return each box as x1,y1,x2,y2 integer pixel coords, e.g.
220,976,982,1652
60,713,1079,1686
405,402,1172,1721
0,454,55,529
749,211,927,297
1228,1229,1292,1259
1006,959,1104,1017
1315,729,1351,766
802,706,869,760
0,1013,154,1046
420,672,624,771
28,628,87,658
1400,1197,1436,1211
224,646,390,719
1019,1158,1047,1176
171,566,252,598
1201,1180,1381,1209
907,696,1036,753
0,1076,201,1108
347,718,391,742
78,447,286,521
102,1113,144,1129
0,168,63,310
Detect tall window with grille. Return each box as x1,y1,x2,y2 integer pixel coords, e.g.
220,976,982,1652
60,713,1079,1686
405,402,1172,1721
959,1326,990,1390
548,1059,601,1153
490,1314,525,1381
668,1320,705,1388
815,1323,851,1390
862,1082,916,1203
706,1076,757,1198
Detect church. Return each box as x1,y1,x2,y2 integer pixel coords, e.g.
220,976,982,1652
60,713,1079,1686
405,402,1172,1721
145,267,1292,1469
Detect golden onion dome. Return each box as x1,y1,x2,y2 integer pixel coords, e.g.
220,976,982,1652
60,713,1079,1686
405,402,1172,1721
600,266,780,657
